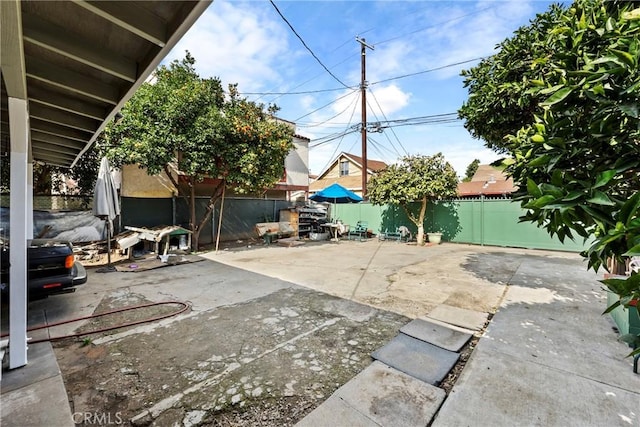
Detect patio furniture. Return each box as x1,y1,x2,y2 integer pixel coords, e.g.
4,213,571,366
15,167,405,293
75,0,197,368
379,226,412,243
348,221,368,241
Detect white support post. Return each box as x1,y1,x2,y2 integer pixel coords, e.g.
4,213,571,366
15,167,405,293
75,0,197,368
27,161,33,239
9,97,29,369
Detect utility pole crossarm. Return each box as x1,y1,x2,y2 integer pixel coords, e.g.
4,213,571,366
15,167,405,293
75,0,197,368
356,37,374,199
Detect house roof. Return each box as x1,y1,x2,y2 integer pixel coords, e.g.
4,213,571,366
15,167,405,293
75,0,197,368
294,134,310,142
342,152,387,172
470,164,508,182
457,164,517,196
457,179,517,196
314,151,387,182
1,0,210,168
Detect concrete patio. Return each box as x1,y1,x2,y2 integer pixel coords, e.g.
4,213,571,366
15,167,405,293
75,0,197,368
1,240,638,426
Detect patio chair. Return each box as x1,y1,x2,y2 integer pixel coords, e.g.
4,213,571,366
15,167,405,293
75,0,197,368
398,226,412,242
378,226,412,243
348,221,368,241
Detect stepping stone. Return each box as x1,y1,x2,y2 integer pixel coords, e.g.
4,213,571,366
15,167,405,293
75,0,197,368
426,304,489,331
371,334,459,385
297,361,445,427
401,318,472,352
418,316,477,335
296,394,378,427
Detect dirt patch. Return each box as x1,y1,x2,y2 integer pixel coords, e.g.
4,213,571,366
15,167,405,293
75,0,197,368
54,287,408,426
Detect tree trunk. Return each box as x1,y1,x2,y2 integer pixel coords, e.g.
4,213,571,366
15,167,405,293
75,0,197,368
416,196,428,246
190,180,199,251
194,181,225,250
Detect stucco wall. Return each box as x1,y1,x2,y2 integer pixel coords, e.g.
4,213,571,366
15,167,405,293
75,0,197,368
285,136,310,186
121,164,176,198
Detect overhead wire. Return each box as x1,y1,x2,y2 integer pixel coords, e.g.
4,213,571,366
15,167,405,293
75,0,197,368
367,135,397,161
239,57,484,98
240,87,351,96
366,88,408,156
302,93,361,128
373,5,496,47
309,92,361,149
269,0,351,89
294,88,359,122
251,2,494,101
370,57,484,86
364,98,402,159
309,90,361,175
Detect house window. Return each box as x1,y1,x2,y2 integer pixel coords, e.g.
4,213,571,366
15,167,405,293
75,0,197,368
340,160,349,176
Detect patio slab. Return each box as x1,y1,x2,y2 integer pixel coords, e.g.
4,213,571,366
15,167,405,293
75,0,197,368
371,333,459,385
426,304,489,331
298,361,445,427
400,318,472,352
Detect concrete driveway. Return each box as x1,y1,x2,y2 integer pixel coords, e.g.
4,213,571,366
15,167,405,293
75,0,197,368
3,240,638,426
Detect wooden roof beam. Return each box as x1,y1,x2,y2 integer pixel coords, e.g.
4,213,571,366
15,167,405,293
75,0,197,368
22,13,138,83
26,56,120,105
72,0,168,47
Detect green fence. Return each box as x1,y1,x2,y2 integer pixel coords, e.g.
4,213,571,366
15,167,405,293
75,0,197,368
121,196,295,245
331,198,589,253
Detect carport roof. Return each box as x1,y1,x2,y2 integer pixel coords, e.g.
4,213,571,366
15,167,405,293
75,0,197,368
1,0,211,168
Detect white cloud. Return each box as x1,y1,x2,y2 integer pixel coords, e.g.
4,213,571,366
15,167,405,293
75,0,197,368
165,1,293,91
368,84,411,116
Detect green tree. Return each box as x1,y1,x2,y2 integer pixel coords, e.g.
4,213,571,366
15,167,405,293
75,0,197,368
459,0,640,352
104,53,294,250
462,159,480,182
458,4,565,152
368,153,458,246
1,143,101,199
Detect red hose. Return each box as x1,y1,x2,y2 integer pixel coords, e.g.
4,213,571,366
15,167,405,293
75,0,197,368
1,301,191,344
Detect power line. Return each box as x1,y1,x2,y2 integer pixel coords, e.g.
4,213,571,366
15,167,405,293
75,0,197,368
302,94,361,129
373,6,496,47
370,57,484,86
270,0,350,89
240,87,352,96
239,57,484,98
367,88,408,156
294,88,359,122
309,97,361,149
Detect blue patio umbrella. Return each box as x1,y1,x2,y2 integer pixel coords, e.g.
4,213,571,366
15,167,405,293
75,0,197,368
310,183,363,204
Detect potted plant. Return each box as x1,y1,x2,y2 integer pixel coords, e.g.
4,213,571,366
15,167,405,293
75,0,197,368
426,231,442,244
602,273,640,373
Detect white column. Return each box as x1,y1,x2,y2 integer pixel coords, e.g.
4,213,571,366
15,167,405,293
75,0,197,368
9,97,29,369
27,161,33,239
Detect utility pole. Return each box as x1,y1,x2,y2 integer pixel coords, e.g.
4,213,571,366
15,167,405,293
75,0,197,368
357,37,374,199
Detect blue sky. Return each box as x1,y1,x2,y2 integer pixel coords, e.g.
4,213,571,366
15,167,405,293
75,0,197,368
164,0,560,177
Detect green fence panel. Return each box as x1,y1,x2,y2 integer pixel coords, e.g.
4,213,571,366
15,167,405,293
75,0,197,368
122,196,295,245
121,196,589,252
330,203,388,233
334,199,589,253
